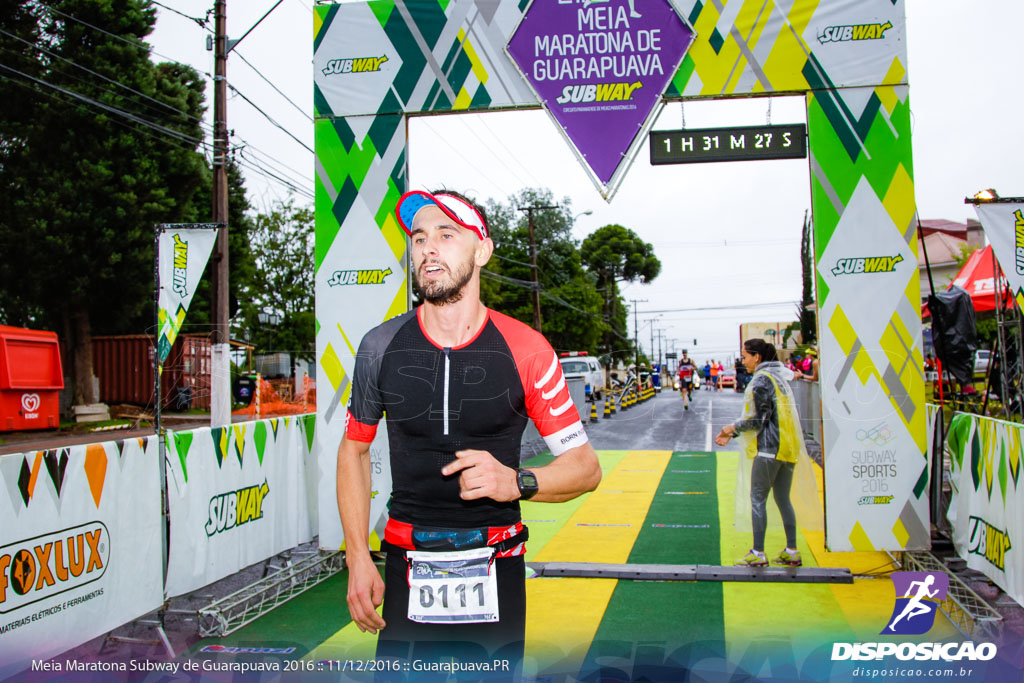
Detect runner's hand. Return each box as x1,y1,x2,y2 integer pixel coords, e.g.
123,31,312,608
346,552,386,634
443,449,519,502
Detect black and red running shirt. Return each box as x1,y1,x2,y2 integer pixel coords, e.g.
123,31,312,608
345,307,589,529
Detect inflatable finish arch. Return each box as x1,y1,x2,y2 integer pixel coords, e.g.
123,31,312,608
312,0,926,553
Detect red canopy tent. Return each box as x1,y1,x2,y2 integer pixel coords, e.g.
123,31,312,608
923,244,1014,317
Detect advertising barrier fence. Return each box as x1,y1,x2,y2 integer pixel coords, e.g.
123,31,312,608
164,415,318,597
944,411,1024,608
0,414,318,674
0,437,164,677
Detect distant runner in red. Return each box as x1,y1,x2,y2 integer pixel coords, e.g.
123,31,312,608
337,189,602,676
677,351,698,410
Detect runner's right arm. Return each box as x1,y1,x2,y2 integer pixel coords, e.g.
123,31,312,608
337,435,386,634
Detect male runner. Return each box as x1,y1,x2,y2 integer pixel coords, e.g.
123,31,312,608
337,189,602,673
677,352,697,409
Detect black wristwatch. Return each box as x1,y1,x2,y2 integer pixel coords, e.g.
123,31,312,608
517,469,539,500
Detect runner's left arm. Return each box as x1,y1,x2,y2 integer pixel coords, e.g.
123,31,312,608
444,441,600,503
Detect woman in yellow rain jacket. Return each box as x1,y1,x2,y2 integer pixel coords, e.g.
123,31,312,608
715,338,807,567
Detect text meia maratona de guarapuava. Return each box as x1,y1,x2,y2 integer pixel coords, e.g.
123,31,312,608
528,5,667,83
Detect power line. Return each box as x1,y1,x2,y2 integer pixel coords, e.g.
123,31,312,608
1,72,211,155
456,117,532,189
0,30,209,128
228,82,314,154
236,146,312,195
35,2,197,70
235,151,314,200
227,0,285,54
0,62,204,146
638,300,798,314
151,1,211,30
234,49,311,122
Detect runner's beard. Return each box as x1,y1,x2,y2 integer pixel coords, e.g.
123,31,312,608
415,256,474,306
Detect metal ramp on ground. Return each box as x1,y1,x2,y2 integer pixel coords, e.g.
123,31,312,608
529,562,853,584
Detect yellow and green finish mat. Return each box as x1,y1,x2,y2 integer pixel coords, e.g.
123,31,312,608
186,451,957,677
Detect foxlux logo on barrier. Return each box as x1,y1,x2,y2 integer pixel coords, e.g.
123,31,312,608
0,522,109,613
832,571,997,662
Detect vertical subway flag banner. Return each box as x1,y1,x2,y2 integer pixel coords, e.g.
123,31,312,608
974,202,1024,310
157,228,218,363
0,439,163,676
506,0,694,198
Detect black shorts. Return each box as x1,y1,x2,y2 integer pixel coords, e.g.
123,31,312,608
375,549,526,679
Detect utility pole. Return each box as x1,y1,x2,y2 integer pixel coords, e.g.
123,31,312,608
210,0,231,427
630,299,647,374
518,205,556,332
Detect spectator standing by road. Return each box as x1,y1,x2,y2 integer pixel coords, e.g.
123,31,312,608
715,338,808,567
794,348,819,381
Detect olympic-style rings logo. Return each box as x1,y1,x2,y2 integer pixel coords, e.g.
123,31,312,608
856,423,894,446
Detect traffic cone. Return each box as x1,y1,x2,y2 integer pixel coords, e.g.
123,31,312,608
603,399,612,418
610,396,617,415
590,401,599,423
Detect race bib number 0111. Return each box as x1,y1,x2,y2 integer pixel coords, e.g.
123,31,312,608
406,547,499,624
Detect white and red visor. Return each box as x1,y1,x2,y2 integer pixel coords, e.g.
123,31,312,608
395,190,489,240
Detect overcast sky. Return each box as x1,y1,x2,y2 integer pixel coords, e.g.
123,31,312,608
150,0,1024,363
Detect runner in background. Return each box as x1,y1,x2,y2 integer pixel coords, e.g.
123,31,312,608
677,351,697,410
703,361,712,390
710,361,720,392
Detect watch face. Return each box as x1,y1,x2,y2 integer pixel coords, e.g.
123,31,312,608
518,469,539,499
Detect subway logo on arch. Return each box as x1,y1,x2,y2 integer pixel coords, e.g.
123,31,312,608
832,254,903,276
555,81,643,104
818,21,892,44
206,481,270,537
321,56,388,76
327,268,392,287
0,522,109,613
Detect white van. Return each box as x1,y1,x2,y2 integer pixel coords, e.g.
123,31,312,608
559,353,605,400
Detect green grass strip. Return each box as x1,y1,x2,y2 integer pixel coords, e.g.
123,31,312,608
582,451,725,676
